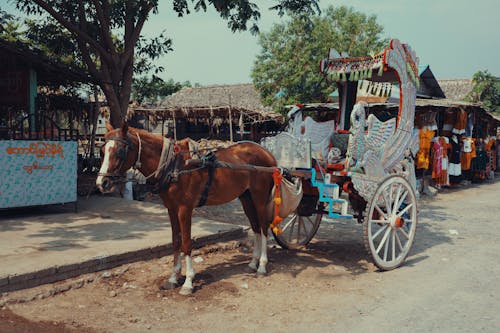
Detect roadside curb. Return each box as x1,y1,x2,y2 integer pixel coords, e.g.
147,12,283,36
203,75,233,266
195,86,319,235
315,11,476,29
0,227,246,293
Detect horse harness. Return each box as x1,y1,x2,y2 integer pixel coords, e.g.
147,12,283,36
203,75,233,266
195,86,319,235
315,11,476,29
101,133,220,207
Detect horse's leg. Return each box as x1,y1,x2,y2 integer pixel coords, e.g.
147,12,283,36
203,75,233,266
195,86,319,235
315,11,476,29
251,188,273,276
257,230,268,275
239,191,262,271
177,205,195,295
163,206,182,290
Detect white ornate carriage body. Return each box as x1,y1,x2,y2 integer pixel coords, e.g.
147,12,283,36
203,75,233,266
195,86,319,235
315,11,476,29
262,39,420,271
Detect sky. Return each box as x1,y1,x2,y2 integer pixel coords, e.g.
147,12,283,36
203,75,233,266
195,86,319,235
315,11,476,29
140,0,500,85
2,0,500,86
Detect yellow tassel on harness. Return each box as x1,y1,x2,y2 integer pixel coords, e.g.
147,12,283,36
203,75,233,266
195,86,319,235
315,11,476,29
270,168,283,235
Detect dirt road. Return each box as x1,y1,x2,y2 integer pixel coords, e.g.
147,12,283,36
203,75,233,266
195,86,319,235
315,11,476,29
1,179,499,333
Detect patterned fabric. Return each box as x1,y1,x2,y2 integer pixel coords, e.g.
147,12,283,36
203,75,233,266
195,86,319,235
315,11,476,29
0,141,77,208
432,137,449,186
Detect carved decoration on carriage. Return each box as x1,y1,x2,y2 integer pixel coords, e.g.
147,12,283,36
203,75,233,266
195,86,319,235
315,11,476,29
261,132,311,168
321,39,419,202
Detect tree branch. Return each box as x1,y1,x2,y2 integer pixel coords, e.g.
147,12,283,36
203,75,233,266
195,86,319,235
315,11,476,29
31,0,111,62
124,2,154,56
90,0,116,55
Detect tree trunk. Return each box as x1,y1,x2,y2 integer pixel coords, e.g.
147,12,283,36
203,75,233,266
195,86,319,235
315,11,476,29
89,85,99,161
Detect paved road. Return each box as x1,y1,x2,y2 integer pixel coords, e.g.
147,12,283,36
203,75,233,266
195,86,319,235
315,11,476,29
2,179,499,333
322,179,500,332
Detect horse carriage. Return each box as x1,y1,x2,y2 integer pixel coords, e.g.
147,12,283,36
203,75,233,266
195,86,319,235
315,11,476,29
262,39,420,271
97,39,419,295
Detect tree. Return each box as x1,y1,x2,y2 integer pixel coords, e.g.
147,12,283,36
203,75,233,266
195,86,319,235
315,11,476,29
12,0,320,127
252,6,388,112
467,70,500,115
132,75,191,104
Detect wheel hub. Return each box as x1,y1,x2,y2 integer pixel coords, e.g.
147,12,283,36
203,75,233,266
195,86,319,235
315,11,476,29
390,216,404,228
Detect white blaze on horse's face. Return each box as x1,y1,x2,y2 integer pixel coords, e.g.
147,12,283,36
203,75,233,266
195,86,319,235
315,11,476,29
96,140,116,192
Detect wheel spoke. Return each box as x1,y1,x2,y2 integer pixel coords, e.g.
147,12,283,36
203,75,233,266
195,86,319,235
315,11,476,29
370,219,390,224
296,218,303,243
392,184,403,213
382,190,392,216
372,224,389,240
383,230,390,260
281,214,297,232
397,203,413,217
391,230,396,261
376,227,392,254
304,216,315,228
398,227,410,239
395,230,404,251
395,190,409,213
374,204,388,219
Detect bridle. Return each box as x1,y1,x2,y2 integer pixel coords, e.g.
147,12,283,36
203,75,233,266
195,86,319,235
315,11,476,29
98,131,224,192
97,134,135,182
98,132,176,186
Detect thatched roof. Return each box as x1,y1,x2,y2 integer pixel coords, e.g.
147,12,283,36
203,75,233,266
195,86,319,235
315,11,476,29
438,79,473,100
130,84,283,124
162,84,268,110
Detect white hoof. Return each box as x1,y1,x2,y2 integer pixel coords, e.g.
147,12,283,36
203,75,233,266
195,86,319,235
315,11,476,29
179,286,193,296
248,262,258,271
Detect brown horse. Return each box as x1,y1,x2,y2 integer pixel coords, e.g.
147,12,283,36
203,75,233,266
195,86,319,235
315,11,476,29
96,123,277,295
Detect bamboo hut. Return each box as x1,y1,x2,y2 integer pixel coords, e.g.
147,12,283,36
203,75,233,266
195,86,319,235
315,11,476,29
129,84,283,142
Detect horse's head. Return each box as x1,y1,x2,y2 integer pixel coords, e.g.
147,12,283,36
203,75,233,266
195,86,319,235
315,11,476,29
96,122,137,193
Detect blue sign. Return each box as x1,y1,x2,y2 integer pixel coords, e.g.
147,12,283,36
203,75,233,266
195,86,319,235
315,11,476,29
0,140,77,208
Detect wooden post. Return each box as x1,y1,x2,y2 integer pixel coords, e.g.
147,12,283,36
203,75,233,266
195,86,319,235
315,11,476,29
173,110,177,140
228,106,233,142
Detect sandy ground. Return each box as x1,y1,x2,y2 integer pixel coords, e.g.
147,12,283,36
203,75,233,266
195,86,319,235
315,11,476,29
1,178,499,333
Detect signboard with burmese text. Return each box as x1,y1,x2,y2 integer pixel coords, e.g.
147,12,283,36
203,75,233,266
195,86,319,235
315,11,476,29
0,140,77,208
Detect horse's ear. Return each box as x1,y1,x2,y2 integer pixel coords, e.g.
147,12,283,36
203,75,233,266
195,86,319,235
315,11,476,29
105,122,114,132
121,122,128,136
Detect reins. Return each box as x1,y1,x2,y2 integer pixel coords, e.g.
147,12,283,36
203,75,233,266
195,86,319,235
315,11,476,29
101,131,235,191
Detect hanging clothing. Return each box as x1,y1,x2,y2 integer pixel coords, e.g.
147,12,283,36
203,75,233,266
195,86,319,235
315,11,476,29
448,135,462,181
416,111,438,131
432,136,450,186
461,137,476,171
465,112,474,137
416,129,435,169
452,109,467,135
442,109,455,137
431,139,443,178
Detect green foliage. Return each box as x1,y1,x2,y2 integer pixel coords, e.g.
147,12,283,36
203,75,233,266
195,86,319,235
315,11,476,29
132,76,190,104
10,0,320,126
467,70,500,115
252,5,388,113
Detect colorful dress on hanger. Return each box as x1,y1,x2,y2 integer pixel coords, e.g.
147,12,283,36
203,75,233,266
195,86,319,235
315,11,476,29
416,129,435,169
452,109,467,135
432,136,450,186
442,109,455,137
461,137,476,171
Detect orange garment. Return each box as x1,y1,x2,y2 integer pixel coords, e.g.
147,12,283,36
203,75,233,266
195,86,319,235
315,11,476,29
416,129,435,169
485,138,495,151
461,138,476,170
452,109,467,135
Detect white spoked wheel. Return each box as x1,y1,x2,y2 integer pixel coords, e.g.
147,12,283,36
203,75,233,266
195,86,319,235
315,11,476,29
272,209,322,249
363,175,418,270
